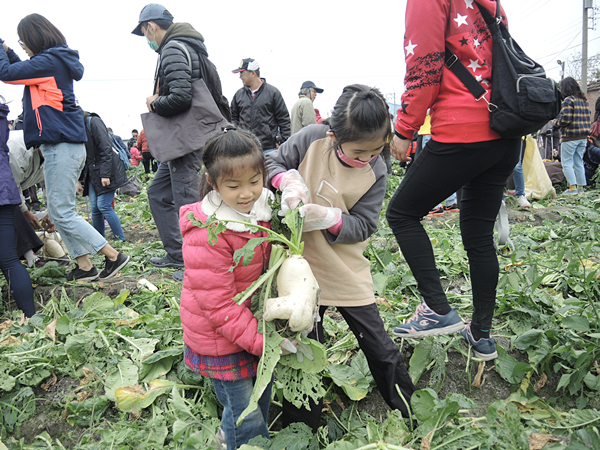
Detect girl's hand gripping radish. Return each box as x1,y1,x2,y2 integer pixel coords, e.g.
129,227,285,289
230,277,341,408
279,169,310,215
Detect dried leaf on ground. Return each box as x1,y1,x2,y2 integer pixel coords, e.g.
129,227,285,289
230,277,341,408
472,361,486,388
41,373,57,391
0,336,20,347
46,318,58,343
420,430,433,450
528,433,563,449
533,373,548,393
0,320,13,333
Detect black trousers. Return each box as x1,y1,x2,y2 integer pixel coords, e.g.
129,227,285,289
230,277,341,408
282,303,416,431
142,152,157,174
386,138,520,332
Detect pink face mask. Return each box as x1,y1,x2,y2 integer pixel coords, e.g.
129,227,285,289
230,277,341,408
336,147,377,168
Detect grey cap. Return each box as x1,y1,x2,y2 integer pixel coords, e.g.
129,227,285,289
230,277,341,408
132,4,174,36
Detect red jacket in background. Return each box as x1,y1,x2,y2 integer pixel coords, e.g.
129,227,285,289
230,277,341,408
137,129,149,153
396,0,508,144
179,193,272,358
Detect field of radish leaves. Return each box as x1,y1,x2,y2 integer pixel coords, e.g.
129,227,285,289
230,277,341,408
1,164,599,450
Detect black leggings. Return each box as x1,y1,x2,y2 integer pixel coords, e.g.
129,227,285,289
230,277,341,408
386,138,520,331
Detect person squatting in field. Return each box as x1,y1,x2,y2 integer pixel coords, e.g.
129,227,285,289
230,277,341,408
267,84,417,431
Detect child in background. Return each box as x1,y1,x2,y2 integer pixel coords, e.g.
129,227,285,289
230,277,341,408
179,128,291,449
129,146,142,167
267,84,416,431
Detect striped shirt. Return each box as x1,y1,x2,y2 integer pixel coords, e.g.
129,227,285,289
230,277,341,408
554,96,592,142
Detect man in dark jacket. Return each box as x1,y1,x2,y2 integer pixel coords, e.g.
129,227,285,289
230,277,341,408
231,59,290,152
132,4,230,275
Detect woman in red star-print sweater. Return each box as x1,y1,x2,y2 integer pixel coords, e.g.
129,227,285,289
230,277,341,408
387,0,521,361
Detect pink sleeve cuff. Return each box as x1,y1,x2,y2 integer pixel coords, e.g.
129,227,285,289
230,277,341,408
328,217,343,236
271,172,284,189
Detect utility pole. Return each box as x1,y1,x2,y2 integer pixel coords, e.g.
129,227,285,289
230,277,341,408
583,0,593,94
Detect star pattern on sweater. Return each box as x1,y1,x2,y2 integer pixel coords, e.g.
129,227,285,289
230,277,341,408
405,40,418,56
474,38,481,48
475,74,483,82
401,101,409,115
465,0,475,9
460,36,469,46
468,59,481,72
455,13,468,27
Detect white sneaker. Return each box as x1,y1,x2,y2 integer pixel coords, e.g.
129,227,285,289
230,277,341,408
517,195,531,208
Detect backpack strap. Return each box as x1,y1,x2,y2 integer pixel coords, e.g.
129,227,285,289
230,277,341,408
173,41,192,72
444,48,487,101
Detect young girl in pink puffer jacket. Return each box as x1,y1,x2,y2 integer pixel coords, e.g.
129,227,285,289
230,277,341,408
179,127,283,449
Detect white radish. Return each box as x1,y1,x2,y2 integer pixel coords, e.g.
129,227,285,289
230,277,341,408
138,278,159,292
263,255,320,332
43,239,65,258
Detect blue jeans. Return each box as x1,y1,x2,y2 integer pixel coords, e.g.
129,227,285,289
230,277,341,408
0,205,35,317
561,139,587,186
41,142,108,258
211,376,271,449
88,183,125,241
513,160,525,197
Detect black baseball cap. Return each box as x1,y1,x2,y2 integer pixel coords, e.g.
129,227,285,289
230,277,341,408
132,4,174,36
301,81,323,93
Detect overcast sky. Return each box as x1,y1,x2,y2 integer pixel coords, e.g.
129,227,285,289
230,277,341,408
1,0,599,139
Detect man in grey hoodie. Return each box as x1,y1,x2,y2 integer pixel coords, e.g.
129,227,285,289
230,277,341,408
132,4,230,278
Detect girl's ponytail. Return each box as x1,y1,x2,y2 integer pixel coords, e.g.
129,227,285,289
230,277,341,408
328,84,392,145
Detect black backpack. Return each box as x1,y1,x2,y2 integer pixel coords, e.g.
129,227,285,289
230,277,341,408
445,0,560,139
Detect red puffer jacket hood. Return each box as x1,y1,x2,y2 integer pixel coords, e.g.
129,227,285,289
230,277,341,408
179,188,273,357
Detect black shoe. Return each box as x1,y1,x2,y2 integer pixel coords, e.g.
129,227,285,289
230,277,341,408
99,252,130,280
66,265,99,282
150,254,184,268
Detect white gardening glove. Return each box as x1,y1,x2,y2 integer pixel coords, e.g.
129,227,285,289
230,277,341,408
280,338,299,355
299,203,342,232
279,169,310,216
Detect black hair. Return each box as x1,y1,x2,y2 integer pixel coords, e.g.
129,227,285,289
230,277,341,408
132,129,138,134
17,14,66,55
560,77,586,100
326,84,392,146
141,18,174,32
253,69,261,78
199,126,266,200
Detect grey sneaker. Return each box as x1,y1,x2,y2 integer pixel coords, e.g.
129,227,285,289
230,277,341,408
562,188,579,195
393,302,464,338
216,427,227,449
150,254,184,268
99,252,130,280
461,324,498,361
